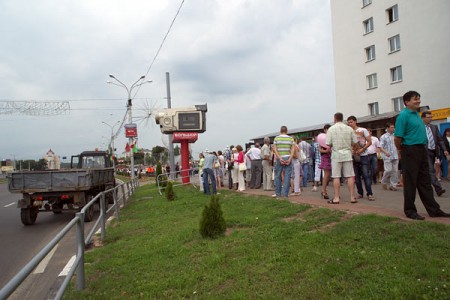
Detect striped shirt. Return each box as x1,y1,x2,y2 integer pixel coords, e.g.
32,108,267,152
274,134,294,160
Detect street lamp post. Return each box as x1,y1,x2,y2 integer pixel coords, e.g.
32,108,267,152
102,121,120,174
10,154,16,171
107,75,151,181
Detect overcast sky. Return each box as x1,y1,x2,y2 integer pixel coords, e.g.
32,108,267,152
0,0,336,161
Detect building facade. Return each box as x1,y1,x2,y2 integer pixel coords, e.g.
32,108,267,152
330,0,450,119
44,149,61,170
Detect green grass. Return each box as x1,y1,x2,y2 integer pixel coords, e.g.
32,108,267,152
64,184,450,299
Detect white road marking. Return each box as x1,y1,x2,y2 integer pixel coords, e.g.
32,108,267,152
4,202,15,208
59,255,76,277
33,245,58,274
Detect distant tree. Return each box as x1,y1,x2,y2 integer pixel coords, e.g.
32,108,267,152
174,145,181,156
35,159,48,171
152,146,169,164
134,151,144,165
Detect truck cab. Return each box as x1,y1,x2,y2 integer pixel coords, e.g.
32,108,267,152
71,151,113,169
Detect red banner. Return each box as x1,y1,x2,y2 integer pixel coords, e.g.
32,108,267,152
125,123,137,138
172,132,198,143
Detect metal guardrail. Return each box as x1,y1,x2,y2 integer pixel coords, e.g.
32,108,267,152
157,168,198,195
0,178,140,300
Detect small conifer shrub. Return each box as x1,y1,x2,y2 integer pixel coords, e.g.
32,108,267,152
165,181,176,201
199,195,226,238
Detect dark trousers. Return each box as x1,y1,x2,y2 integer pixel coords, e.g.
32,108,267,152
353,155,373,196
402,145,440,216
250,160,263,188
427,149,443,193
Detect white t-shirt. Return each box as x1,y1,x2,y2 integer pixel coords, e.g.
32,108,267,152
355,127,370,156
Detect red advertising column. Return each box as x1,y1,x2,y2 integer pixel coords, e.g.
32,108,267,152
172,132,198,184
180,140,190,183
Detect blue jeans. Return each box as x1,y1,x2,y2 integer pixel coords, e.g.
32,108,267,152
275,160,293,197
301,163,309,187
368,154,378,183
441,154,448,178
354,155,373,196
203,168,217,195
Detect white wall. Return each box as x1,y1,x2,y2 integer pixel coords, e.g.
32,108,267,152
331,0,450,117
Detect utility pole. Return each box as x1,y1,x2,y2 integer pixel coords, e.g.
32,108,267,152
166,72,175,179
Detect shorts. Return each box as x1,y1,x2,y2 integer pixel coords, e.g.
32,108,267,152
331,160,354,178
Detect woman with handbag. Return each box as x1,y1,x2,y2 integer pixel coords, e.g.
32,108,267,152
235,145,246,191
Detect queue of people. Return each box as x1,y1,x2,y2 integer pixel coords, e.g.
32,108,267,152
195,91,450,220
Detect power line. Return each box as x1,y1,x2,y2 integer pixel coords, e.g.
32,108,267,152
133,0,186,98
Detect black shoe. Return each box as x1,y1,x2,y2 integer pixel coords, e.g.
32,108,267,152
406,213,425,220
437,189,446,197
429,210,450,218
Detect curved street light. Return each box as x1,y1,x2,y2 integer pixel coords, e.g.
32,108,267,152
107,75,152,181
102,121,121,173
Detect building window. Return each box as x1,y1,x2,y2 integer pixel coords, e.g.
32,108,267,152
393,97,404,112
363,0,372,7
387,5,399,23
367,73,377,89
363,18,374,34
388,35,401,53
365,45,375,61
390,65,403,83
369,102,379,116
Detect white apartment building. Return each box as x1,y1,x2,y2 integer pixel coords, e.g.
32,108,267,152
330,0,450,119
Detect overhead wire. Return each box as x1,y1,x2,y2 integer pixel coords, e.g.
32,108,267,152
112,0,186,140
132,0,186,99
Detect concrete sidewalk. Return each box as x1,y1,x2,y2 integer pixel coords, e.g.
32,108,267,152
229,178,450,225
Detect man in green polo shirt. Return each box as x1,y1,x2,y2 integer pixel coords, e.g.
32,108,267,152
394,90,450,220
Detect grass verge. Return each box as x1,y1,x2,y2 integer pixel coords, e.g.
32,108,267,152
64,184,450,299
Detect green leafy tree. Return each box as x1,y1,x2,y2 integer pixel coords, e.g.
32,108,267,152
152,146,169,164
134,151,144,165
199,195,226,239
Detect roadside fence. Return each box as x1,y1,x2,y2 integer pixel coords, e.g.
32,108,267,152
157,168,199,195
0,178,140,300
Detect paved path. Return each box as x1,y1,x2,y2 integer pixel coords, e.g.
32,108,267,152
221,178,450,225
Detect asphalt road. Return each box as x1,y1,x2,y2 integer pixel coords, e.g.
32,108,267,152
0,183,102,299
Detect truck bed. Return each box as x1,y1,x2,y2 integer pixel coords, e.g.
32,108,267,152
8,168,114,193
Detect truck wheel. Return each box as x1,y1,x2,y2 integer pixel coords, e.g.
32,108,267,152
21,207,38,225
84,195,95,222
105,185,115,204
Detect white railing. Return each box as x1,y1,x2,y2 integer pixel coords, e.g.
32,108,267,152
0,178,140,300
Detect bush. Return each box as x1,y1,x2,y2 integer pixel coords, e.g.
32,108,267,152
165,181,176,201
199,195,226,238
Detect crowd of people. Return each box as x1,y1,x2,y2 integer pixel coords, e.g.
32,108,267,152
196,91,450,220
